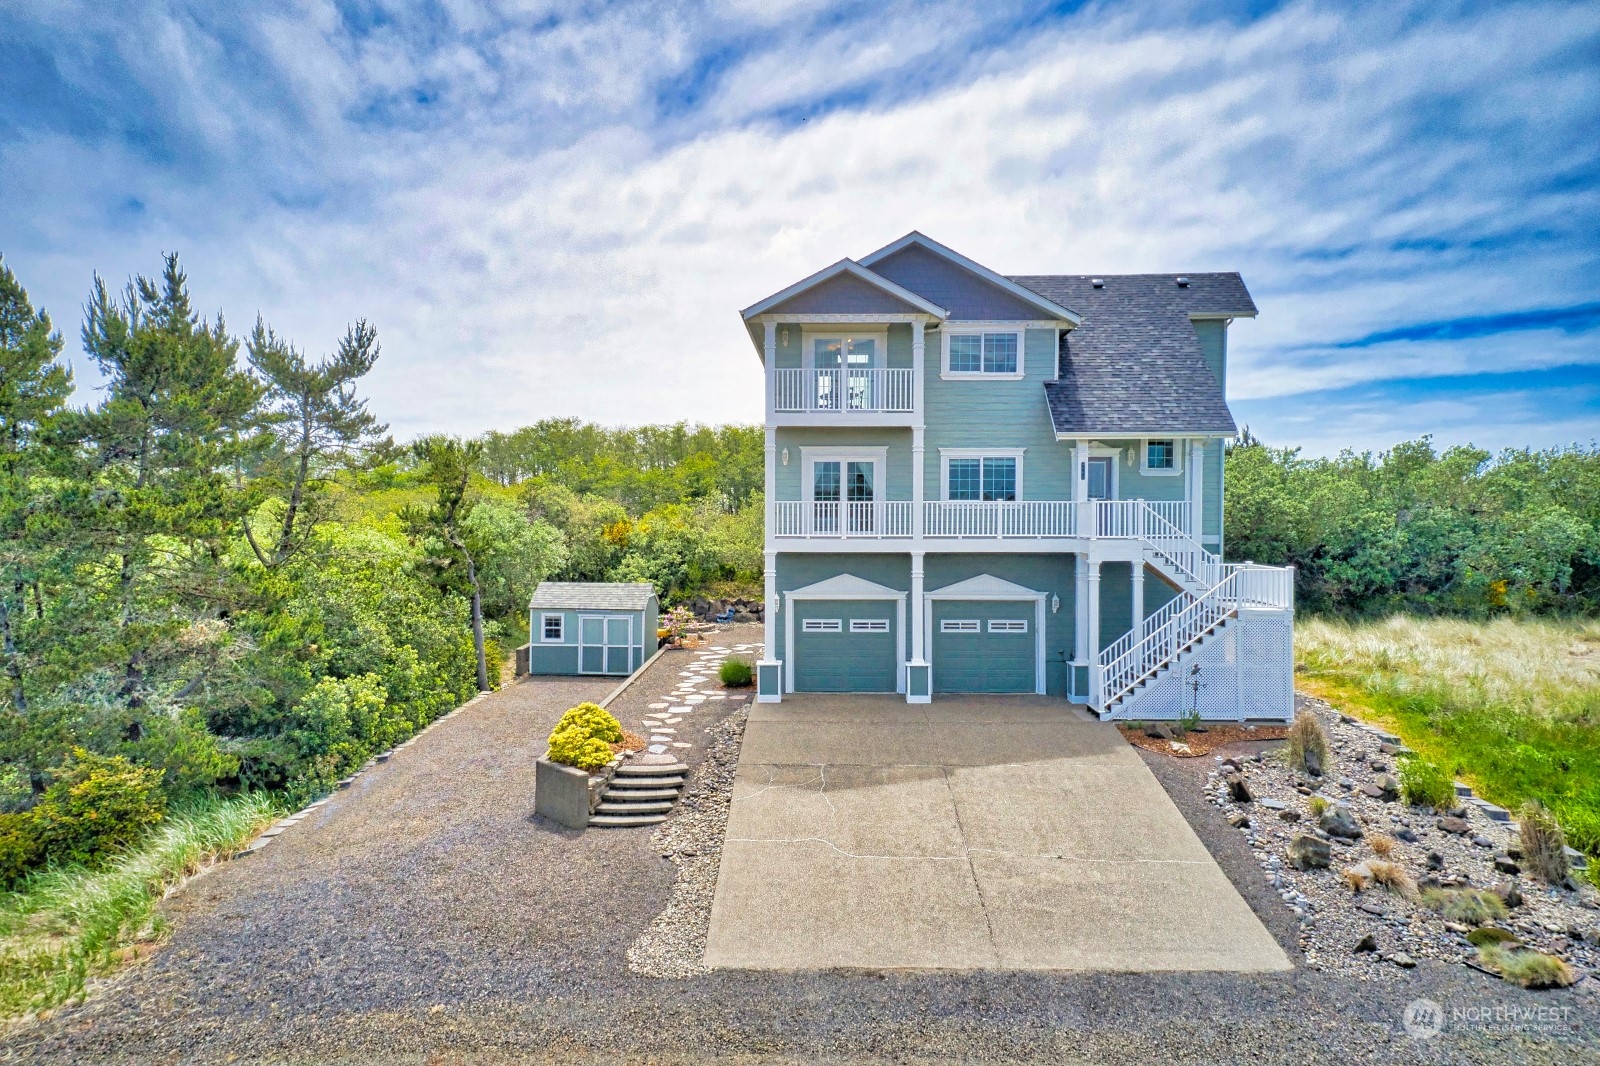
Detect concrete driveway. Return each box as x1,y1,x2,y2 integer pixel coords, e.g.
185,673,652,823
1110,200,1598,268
704,695,1290,972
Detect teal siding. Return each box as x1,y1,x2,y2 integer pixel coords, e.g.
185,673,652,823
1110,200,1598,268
775,323,802,369
1194,319,1226,392
931,601,1035,693
887,323,913,369
1144,566,1181,618
792,601,898,692
525,604,652,676
1116,443,1187,502
922,327,1072,501
774,426,913,501
1204,439,1223,542
1098,562,1133,651
923,553,1075,697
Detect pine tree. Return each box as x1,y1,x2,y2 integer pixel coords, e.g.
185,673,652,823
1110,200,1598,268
404,437,491,692
244,316,386,566
0,256,73,716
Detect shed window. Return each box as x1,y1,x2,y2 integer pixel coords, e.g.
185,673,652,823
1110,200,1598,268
940,619,980,633
849,619,889,633
803,619,842,633
988,619,1028,633
541,614,564,642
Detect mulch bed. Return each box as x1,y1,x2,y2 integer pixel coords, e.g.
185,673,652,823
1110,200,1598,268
1120,722,1288,757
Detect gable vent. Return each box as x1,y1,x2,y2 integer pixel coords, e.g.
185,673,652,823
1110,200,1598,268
1175,276,1190,287
1090,278,1104,288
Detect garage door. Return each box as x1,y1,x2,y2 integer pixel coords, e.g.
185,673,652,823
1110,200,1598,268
792,600,898,692
931,600,1035,693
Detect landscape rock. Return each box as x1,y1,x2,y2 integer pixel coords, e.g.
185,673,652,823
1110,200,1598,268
1426,851,1445,870
1287,833,1332,870
1227,811,1251,829
1278,808,1302,822
1146,722,1174,739
1396,828,1419,843
1494,855,1521,875
1392,952,1417,969
1226,774,1254,803
1492,881,1525,909
1437,816,1470,835
1318,804,1362,839
1373,774,1400,801
1472,835,1493,848
1354,933,1378,952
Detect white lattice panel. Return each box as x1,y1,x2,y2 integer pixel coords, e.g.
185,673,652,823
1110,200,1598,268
1108,608,1294,723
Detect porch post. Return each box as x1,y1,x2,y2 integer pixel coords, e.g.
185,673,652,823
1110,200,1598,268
1073,552,1089,701
756,388,783,701
1073,437,1091,537
763,319,777,414
906,551,930,703
1086,559,1103,709
1131,558,1145,636
912,319,926,541
1190,438,1205,543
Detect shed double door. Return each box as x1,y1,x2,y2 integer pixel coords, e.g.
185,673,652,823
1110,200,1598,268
579,615,633,675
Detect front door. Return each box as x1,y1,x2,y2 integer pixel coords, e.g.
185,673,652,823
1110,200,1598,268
1086,456,1114,500
812,460,876,533
580,614,634,675
604,616,632,674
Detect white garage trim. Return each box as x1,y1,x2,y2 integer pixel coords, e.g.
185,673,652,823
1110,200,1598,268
923,574,1047,695
784,573,908,694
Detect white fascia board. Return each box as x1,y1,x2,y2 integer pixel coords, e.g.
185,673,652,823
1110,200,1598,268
740,259,949,320
858,231,1084,327
1189,312,1257,321
1051,430,1236,441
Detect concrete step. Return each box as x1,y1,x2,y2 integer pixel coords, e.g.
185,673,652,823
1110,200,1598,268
615,762,689,777
602,787,681,801
609,775,685,790
594,800,675,815
589,813,669,828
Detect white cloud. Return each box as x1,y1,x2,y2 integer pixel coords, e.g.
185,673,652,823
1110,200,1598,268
2,0,1596,452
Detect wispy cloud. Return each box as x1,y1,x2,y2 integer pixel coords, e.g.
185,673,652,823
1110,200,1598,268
1,0,1596,455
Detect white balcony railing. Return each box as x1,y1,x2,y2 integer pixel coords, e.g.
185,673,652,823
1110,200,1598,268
773,368,915,413
774,500,912,537
923,500,1077,537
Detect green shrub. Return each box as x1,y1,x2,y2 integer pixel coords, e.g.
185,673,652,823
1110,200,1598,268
719,658,754,688
552,703,622,744
1308,795,1330,818
1478,945,1577,988
1397,754,1456,809
545,726,614,772
1466,926,1520,948
1587,859,1600,893
1517,800,1569,884
1285,713,1330,775
0,814,43,887
0,750,169,887
1421,887,1507,926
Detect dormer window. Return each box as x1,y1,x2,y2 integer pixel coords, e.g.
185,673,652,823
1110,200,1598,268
942,329,1023,379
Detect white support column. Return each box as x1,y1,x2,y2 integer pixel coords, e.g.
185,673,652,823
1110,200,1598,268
912,319,926,541
1073,552,1089,700
907,551,929,702
1131,558,1145,636
763,319,777,416
1190,438,1205,542
756,371,782,701
1073,437,1090,537
1086,559,1103,708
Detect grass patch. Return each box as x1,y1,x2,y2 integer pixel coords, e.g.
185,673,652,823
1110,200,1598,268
1421,886,1508,926
0,791,281,1018
1478,944,1578,989
1296,615,1600,855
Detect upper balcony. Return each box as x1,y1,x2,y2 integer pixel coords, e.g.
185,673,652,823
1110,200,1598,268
773,368,915,416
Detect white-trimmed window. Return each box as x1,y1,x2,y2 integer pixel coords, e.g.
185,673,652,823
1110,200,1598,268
941,449,1025,502
541,614,564,642
803,618,842,633
1143,439,1180,475
849,619,890,633
940,619,980,633
987,619,1028,633
943,329,1024,379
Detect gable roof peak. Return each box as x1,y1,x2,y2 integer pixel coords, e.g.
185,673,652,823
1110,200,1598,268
859,232,1081,325
740,257,948,321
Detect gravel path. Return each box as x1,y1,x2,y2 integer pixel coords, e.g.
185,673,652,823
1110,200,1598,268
5,660,1597,1064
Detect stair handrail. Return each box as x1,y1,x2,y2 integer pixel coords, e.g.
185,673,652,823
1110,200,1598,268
1134,501,1222,589
1099,567,1244,709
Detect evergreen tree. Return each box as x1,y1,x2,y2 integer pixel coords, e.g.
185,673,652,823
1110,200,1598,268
404,437,490,691
64,254,265,712
0,256,73,715
244,316,385,566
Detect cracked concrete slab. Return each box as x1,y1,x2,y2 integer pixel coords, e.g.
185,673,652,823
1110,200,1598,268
705,694,1291,973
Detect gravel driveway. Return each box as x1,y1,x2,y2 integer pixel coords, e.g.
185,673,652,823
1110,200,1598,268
5,637,1597,1065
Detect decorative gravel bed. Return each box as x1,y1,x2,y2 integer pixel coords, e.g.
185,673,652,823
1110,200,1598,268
626,704,746,978
1204,699,1600,982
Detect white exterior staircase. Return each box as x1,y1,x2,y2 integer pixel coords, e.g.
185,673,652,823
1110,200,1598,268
1094,506,1295,722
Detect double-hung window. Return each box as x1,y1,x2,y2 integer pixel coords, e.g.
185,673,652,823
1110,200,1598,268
946,456,1018,502
541,614,564,642
945,331,1021,377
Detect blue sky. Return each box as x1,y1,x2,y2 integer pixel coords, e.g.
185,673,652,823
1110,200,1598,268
2,0,1597,456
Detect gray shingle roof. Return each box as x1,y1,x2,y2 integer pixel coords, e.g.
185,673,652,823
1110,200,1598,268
1008,273,1256,437
528,582,658,611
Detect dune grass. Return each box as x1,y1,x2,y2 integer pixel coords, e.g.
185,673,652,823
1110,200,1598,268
1296,614,1600,856
0,791,282,1019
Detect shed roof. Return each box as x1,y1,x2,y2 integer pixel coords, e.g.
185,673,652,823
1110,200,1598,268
1009,273,1256,437
528,582,658,611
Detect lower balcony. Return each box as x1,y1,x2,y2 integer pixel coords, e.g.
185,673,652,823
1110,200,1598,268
771,499,1195,542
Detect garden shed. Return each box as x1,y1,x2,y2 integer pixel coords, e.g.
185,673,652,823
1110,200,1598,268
526,581,659,677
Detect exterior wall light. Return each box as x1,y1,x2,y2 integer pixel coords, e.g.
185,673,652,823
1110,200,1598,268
1051,594,1060,614
780,327,789,345
781,448,789,466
